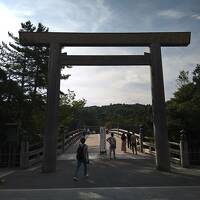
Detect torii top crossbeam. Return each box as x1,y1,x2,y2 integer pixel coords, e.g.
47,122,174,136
19,32,190,47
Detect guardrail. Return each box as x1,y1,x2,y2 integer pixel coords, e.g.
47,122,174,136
109,128,188,167
20,129,83,169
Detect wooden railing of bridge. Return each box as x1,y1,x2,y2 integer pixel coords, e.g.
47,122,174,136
109,128,183,165
19,127,188,168
20,129,83,168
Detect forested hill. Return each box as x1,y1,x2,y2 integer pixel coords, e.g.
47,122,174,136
81,103,153,136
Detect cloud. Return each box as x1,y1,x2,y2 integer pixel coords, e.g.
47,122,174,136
84,0,112,31
192,14,200,20
0,0,112,33
157,9,186,19
1,0,200,106
61,65,151,106
0,2,21,42
33,0,112,32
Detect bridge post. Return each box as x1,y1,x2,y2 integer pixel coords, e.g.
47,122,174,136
20,139,29,169
62,133,66,153
100,127,107,154
150,43,170,171
139,127,144,153
42,43,61,173
180,131,189,167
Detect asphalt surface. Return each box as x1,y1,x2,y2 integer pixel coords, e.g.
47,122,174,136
1,159,200,189
0,134,200,199
0,186,200,200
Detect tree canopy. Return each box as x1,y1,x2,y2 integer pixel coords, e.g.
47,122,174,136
0,21,85,142
167,64,200,141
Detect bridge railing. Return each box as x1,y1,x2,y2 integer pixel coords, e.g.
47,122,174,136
109,128,186,166
20,129,83,169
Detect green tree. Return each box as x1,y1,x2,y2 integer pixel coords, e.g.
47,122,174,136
59,90,86,130
167,64,200,141
80,103,153,136
0,21,50,135
176,70,190,88
0,21,89,148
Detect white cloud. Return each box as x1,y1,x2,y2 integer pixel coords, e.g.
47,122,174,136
0,0,112,34
90,0,112,31
0,0,199,106
158,9,186,19
192,14,200,20
0,3,21,43
61,65,151,106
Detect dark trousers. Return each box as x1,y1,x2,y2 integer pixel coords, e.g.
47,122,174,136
127,139,131,148
74,160,87,177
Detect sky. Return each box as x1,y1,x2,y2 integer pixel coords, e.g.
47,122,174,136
0,0,200,106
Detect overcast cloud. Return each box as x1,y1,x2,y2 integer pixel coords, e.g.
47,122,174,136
0,0,200,106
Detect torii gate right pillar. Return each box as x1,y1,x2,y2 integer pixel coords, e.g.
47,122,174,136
150,43,170,171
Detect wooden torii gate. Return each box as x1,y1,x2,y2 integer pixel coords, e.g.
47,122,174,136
19,32,191,173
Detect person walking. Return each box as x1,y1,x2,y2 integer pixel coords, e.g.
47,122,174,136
106,133,116,160
121,133,126,152
131,132,137,155
73,137,89,181
127,131,131,148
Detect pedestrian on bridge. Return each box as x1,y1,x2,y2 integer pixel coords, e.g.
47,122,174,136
127,130,131,148
131,132,137,155
121,133,126,152
106,133,116,160
73,137,89,181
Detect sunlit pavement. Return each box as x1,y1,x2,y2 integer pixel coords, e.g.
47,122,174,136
0,134,200,199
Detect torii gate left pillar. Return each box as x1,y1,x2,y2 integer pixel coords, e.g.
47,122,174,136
42,43,61,172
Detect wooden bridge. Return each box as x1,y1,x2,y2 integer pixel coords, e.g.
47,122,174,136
58,132,151,161
15,128,186,169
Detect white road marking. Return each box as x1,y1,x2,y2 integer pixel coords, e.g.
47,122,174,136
0,185,200,192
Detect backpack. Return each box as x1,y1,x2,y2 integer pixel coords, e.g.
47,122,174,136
109,137,116,149
76,144,85,160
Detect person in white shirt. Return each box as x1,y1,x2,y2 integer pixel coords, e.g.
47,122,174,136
131,132,137,155
106,133,116,160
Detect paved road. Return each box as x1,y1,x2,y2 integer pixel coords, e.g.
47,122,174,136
0,186,200,200
1,159,200,189
1,133,200,199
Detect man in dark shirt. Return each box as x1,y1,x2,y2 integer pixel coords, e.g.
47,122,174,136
127,131,131,148
73,137,89,181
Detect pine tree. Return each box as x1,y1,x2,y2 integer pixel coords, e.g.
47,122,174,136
0,21,49,136
0,20,73,140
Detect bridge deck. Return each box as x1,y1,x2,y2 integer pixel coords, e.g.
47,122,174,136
58,133,151,160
